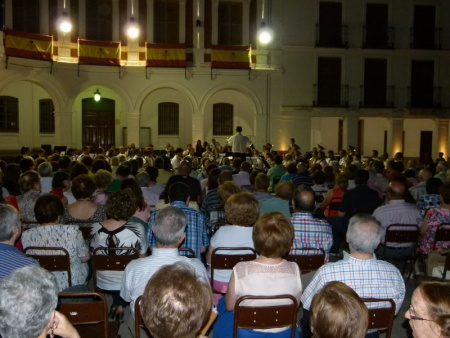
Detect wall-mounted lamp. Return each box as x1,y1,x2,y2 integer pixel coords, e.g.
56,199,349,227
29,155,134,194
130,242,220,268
59,12,72,33
258,22,273,44
196,20,202,28
127,17,140,39
94,89,101,102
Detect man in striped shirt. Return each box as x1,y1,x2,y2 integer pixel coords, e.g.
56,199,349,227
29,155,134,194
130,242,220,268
300,214,405,338
0,205,38,280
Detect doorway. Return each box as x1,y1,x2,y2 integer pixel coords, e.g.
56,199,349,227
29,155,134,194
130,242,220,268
420,131,432,164
82,98,115,149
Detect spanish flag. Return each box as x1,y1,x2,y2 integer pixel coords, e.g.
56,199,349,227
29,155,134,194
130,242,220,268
3,29,53,61
146,43,186,67
78,39,121,66
211,45,251,69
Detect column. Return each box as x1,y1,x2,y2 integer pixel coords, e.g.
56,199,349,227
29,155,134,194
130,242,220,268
193,0,205,67
343,115,358,151
126,111,141,146
438,120,449,159
192,113,204,145
54,111,73,147
242,0,251,45
390,118,404,157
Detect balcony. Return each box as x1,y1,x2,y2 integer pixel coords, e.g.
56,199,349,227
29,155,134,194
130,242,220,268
407,86,442,108
313,84,349,107
362,26,395,49
315,24,348,48
410,27,442,49
359,85,395,107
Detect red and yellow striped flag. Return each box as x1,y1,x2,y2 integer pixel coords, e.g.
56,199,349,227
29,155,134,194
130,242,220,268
78,39,121,66
3,29,53,61
211,45,251,69
146,43,186,67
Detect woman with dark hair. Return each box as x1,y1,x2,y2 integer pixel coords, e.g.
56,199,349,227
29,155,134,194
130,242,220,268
21,194,90,291
120,178,151,232
51,170,70,205
90,189,148,321
61,174,106,227
321,172,348,218
3,163,22,196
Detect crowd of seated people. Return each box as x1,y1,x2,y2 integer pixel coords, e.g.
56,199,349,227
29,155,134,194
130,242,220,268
1,141,450,338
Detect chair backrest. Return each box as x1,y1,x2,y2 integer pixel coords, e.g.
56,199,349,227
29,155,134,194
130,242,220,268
179,247,196,258
58,291,119,338
233,294,298,338
433,223,450,250
24,246,72,287
210,247,257,294
362,298,396,338
285,248,326,274
134,295,147,338
384,224,420,245
92,247,139,291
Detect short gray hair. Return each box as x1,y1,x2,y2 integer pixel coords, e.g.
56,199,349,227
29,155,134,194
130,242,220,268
37,162,53,177
0,204,21,242
152,206,187,246
347,214,382,254
135,171,150,187
0,266,59,338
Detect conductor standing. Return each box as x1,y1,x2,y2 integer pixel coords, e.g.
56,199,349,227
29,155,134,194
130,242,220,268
227,126,252,161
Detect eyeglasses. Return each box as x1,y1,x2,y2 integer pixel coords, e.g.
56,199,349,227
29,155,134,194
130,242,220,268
409,306,434,322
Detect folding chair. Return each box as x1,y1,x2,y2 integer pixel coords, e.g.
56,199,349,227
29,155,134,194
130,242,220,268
58,292,121,338
233,295,298,338
433,223,450,250
210,247,257,294
179,247,196,258
285,248,326,274
377,224,420,275
24,246,72,287
362,298,395,338
92,247,139,292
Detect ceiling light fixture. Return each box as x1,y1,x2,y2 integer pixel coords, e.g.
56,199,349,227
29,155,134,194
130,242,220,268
94,89,101,102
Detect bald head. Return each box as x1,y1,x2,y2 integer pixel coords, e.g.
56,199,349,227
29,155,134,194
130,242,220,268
293,186,315,212
387,179,406,200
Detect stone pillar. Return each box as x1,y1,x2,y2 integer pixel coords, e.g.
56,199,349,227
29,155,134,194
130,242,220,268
390,118,404,157
438,120,449,160
192,113,204,145
126,111,141,146
54,110,73,147
343,115,358,150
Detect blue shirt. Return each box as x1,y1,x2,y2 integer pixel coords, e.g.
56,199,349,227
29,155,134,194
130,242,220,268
147,201,209,258
0,243,38,280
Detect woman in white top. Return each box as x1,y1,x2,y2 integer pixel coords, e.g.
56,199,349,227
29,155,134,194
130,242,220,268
213,212,302,338
206,192,259,298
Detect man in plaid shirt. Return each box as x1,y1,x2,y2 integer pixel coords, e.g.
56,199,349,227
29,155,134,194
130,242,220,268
300,214,405,338
290,185,333,262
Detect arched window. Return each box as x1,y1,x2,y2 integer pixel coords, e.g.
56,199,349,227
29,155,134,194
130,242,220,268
0,96,19,133
39,99,55,134
213,103,233,135
158,102,179,135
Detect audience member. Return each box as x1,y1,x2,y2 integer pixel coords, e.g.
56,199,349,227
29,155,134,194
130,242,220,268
140,262,212,338
301,214,405,338
259,180,292,217
232,161,252,188
267,155,286,192
17,170,41,224
321,172,348,217
0,266,80,338
92,169,113,206
310,281,368,338
37,162,53,193
121,206,208,317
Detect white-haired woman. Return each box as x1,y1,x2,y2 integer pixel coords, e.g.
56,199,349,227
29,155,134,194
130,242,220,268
0,266,80,338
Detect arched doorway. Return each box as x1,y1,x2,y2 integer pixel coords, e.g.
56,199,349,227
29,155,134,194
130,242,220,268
82,98,115,149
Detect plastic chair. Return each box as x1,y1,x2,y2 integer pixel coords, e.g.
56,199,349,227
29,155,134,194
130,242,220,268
24,246,72,287
285,248,326,274
233,294,298,338
210,247,257,294
92,247,139,291
58,291,121,338
362,298,396,338
377,224,420,275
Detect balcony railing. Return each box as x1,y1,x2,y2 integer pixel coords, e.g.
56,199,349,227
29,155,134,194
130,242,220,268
410,27,442,49
407,86,442,108
313,84,349,107
362,26,395,49
359,85,395,107
315,24,348,48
